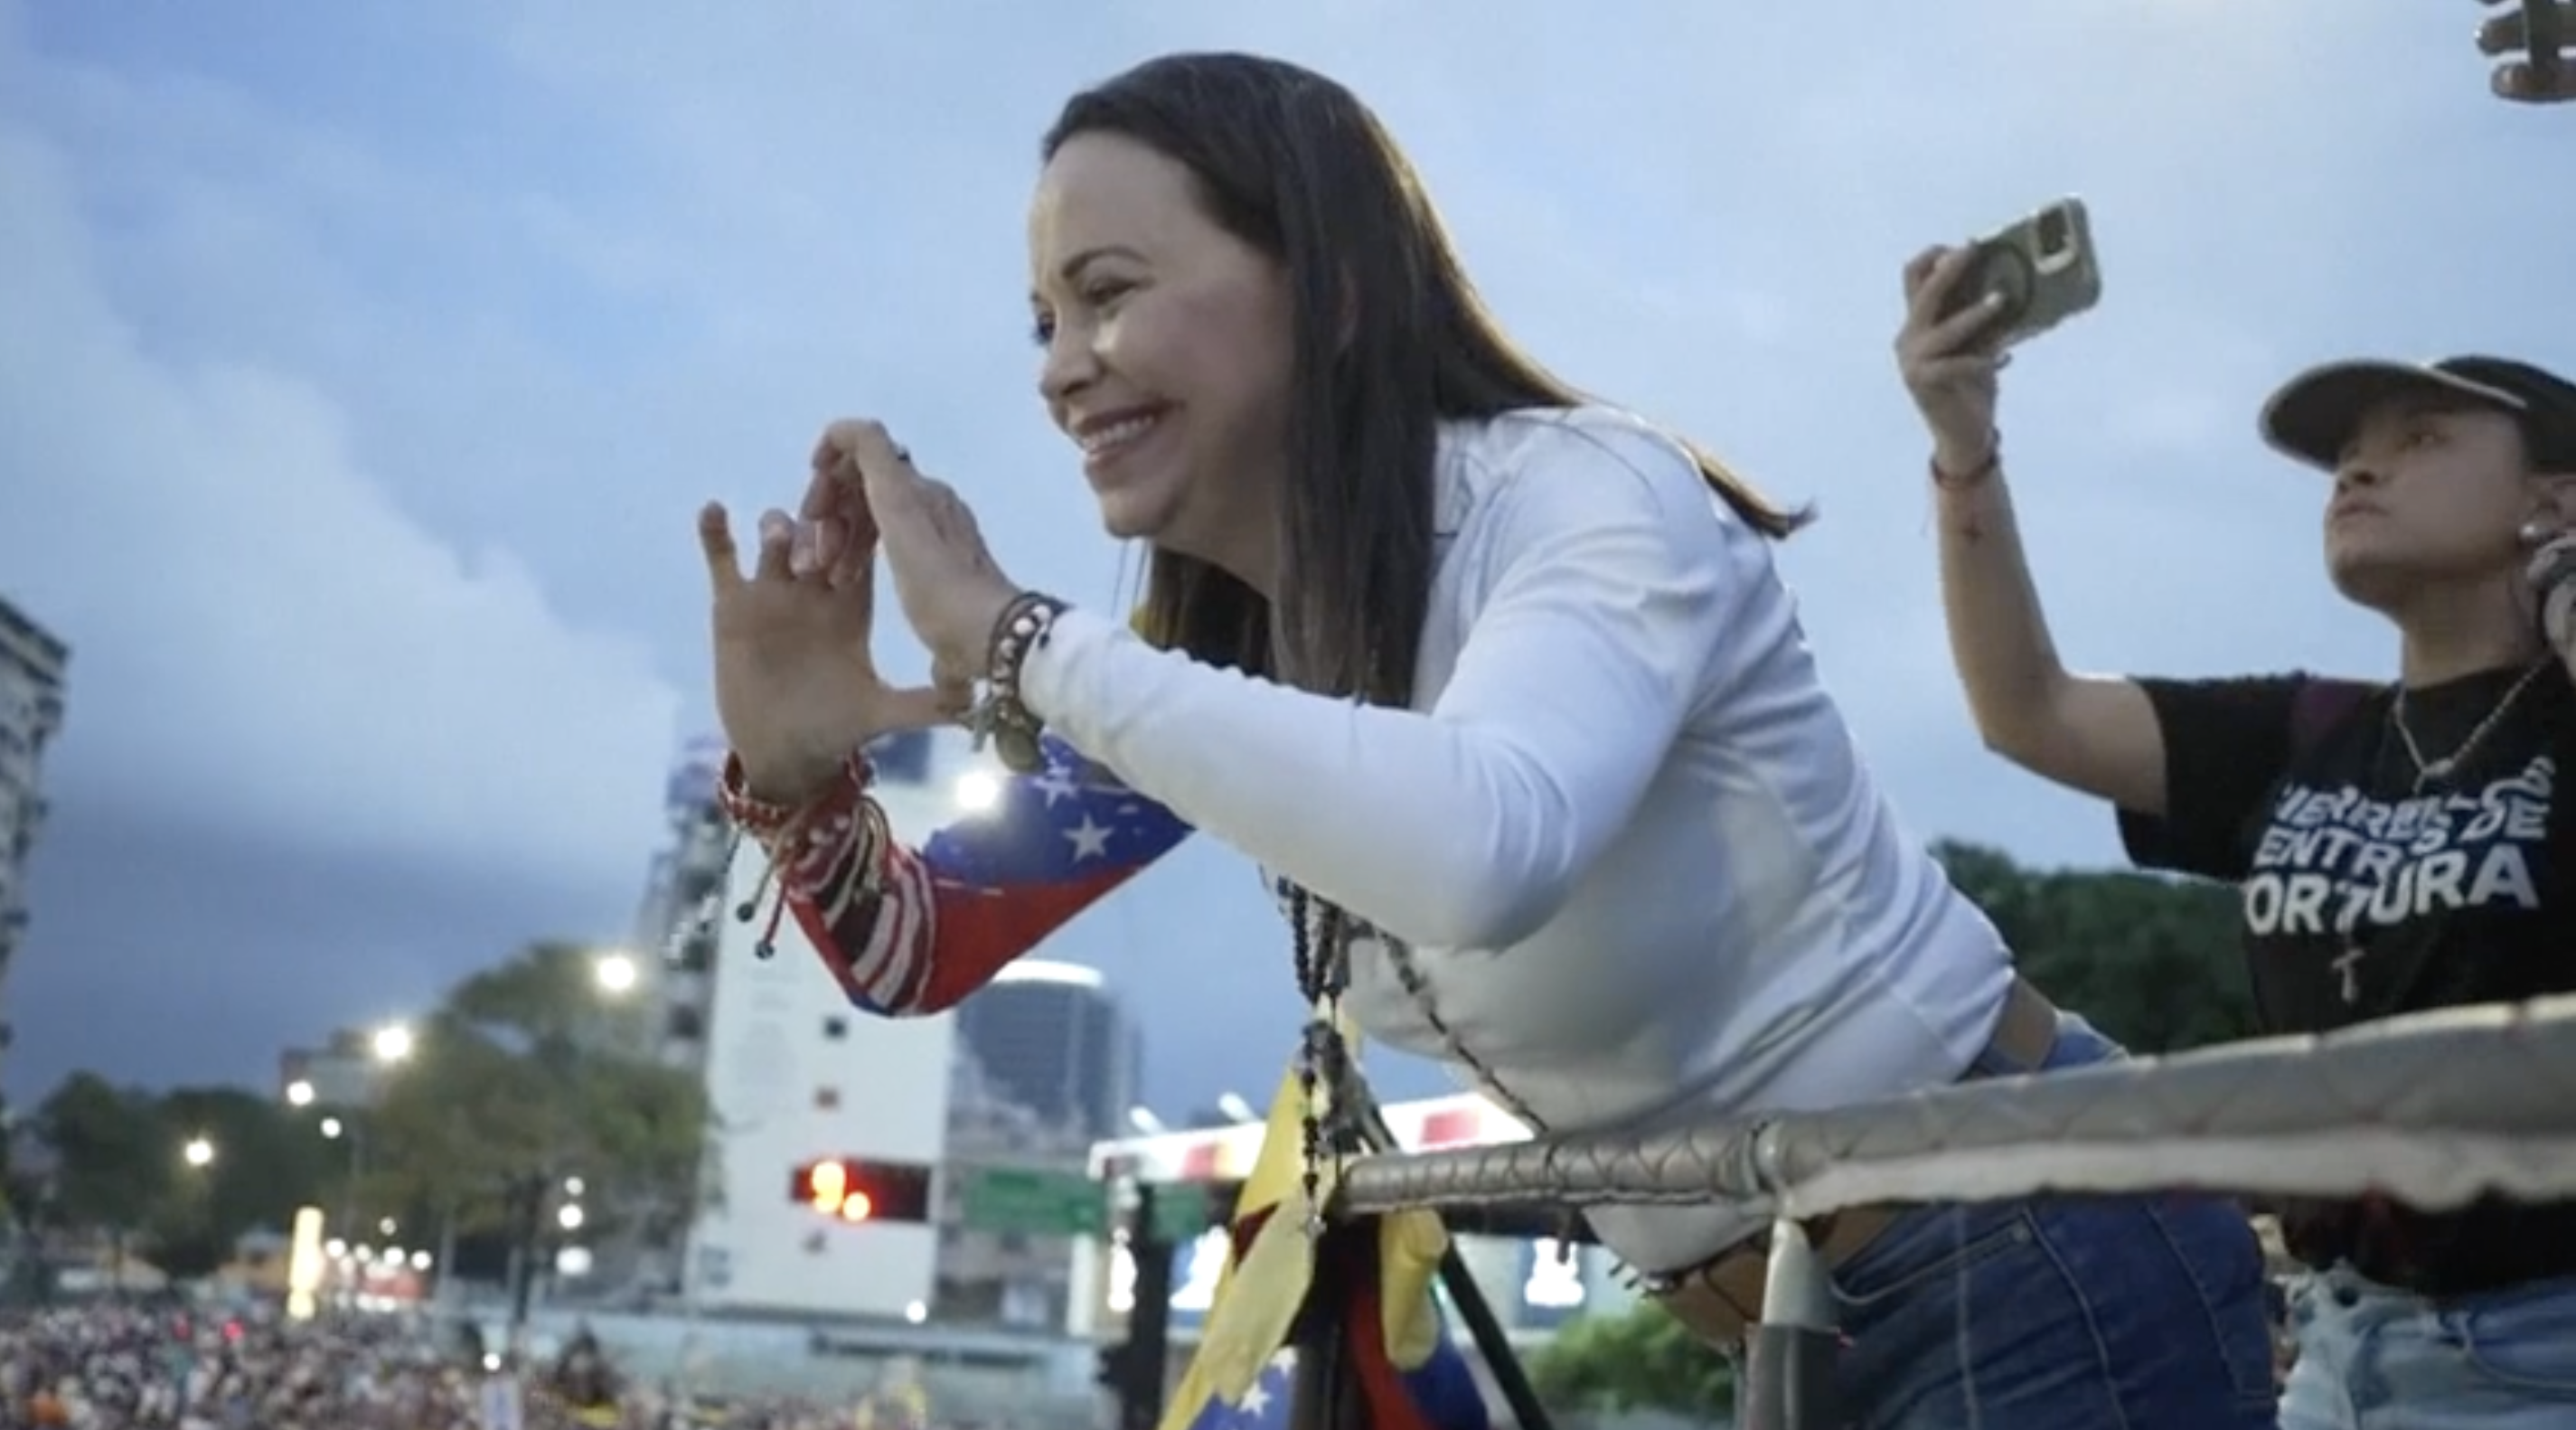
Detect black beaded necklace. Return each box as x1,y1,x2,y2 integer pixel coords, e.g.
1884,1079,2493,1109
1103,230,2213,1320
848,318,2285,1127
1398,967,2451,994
1284,881,1351,1236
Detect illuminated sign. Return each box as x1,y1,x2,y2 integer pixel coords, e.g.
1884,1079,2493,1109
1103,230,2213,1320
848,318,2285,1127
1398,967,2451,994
1516,1238,1591,1328
790,1159,935,1224
1103,1227,1235,1326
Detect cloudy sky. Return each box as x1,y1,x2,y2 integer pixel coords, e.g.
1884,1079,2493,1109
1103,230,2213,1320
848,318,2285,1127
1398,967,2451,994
3,1,2567,1115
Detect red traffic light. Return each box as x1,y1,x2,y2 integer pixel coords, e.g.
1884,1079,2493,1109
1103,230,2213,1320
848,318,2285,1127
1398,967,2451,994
805,1161,872,1220
790,1158,933,1224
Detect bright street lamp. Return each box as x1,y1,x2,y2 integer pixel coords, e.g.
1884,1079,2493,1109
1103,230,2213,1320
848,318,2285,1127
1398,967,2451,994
953,768,1002,813
593,952,639,996
320,1117,344,1140
371,1023,414,1064
182,1137,215,1169
284,1078,315,1108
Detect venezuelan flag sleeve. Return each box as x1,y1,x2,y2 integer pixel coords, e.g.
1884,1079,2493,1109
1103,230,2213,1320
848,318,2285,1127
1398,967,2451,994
785,731,1192,1015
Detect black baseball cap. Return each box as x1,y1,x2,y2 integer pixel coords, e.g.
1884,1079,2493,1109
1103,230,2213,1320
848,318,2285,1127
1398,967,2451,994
2258,354,2576,474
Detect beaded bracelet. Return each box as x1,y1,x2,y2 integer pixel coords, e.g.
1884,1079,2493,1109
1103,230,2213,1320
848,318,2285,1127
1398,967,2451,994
973,592,1068,775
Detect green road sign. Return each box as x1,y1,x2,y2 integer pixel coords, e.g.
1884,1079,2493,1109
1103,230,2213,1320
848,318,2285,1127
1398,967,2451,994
1146,1181,1213,1242
959,1165,1106,1238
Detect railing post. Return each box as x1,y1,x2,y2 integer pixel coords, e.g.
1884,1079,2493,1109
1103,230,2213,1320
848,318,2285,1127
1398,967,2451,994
1286,1228,1359,1430
1102,1183,1176,1430
1330,1063,1555,1430
1740,1218,1842,1430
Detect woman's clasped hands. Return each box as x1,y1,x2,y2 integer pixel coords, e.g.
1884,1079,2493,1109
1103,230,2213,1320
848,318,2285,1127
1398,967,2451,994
698,419,1026,800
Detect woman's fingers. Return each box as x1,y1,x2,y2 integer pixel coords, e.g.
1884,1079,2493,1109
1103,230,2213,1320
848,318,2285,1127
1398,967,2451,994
1902,245,1977,330
1921,289,2007,358
805,423,886,585
930,651,978,718
873,682,961,732
841,428,935,541
1909,354,2006,390
2496,60,2576,101
755,510,796,581
697,503,743,593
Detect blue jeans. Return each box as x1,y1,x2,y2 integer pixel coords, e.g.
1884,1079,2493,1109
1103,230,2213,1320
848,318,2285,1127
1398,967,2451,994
2279,1263,2576,1428
1819,1014,2279,1428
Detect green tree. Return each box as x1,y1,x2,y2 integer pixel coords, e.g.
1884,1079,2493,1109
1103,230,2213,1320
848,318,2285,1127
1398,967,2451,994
1933,841,2257,1054
141,1086,334,1280
1528,1304,1734,1416
33,1072,172,1275
366,1015,559,1234
368,942,709,1244
447,939,655,1056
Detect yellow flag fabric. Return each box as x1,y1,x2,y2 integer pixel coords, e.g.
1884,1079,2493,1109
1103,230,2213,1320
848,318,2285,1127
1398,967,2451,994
1157,1068,1320,1428
1376,1201,1452,1366
1154,1053,1469,1430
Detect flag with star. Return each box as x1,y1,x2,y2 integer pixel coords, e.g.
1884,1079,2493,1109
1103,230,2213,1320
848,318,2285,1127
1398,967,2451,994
1162,1071,1492,1430
917,731,1183,898
819,731,1194,1013
799,605,1193,1015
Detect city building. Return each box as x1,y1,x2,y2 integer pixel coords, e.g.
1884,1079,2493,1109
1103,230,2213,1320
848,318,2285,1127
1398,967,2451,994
636,734,729,1076
653,729,977,1323
954,960,1139,1143
0,596,69,1073
640,730,947,1081
933,1049,1095,1329
275,1029,407,1109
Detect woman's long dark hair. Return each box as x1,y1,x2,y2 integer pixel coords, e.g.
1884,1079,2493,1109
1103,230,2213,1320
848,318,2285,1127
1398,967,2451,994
1044,53,1810,705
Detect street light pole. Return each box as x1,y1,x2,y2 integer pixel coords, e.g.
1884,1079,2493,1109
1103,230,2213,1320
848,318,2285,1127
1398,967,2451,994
346,1121,368,1244
320,1116,366,1246
503,1172,553,1357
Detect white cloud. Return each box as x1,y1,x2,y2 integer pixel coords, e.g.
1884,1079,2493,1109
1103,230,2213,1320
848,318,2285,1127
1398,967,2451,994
0,105,676,886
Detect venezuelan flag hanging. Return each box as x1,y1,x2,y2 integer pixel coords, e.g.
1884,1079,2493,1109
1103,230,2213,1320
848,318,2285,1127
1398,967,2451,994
1161,1070,1492,1430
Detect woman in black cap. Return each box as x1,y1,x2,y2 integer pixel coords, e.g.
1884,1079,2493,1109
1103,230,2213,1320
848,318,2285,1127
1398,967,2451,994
1898,236,2576,1425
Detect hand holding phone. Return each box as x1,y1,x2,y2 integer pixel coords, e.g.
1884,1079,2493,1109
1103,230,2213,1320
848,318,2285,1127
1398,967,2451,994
1930,198,2101,353
1895,199,2102,475
2478,0,2573,104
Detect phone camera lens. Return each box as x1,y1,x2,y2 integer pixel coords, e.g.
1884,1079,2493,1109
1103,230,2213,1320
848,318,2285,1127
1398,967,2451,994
2035,209,2071,257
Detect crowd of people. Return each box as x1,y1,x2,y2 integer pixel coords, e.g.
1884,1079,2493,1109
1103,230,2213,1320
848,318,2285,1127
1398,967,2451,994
1,1306,471,1428
0,1306,898,1430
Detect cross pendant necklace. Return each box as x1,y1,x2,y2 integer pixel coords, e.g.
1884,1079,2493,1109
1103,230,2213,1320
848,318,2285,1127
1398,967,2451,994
2331,945,2367,1005
2392,661,2548,794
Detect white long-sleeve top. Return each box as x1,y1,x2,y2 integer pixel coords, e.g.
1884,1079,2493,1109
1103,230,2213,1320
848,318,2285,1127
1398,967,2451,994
794,405,2014,1272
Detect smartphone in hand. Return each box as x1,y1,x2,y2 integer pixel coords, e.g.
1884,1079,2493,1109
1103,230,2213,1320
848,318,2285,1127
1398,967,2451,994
1935,198,2102,351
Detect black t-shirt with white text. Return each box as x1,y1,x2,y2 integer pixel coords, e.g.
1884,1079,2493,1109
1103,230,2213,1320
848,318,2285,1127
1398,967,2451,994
2118,661,2575,1297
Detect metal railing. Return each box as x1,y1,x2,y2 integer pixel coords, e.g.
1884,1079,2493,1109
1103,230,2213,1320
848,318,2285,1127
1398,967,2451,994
1304,995,2576,1430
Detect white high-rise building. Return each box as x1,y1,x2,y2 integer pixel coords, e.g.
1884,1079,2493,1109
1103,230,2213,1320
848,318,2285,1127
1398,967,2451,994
641,731,982,1322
